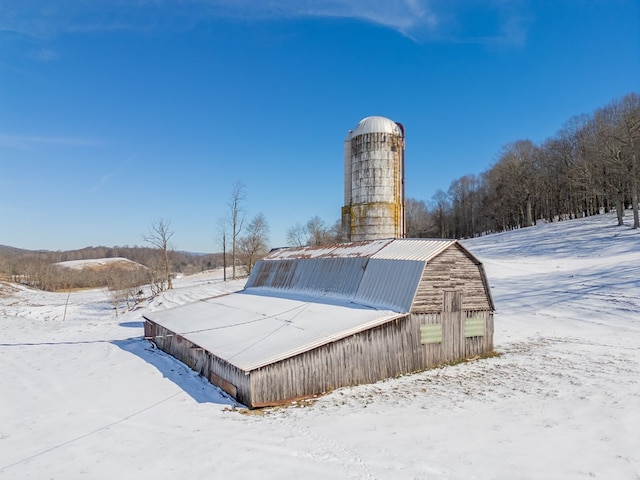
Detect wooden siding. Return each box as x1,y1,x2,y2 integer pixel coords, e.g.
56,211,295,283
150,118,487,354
412,308,494,364
411,244,492,313
144,319,252,406
247,298,493,407
249,315,418,407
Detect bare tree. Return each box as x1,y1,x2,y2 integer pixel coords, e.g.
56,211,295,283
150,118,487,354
228,182,246,280
306,216,333,245
286,215,338,246
330,219,346,243
216,216,229,281
286,222,307,247
238,213,270,275
430,189,452,238
405,197,434,238
106,268,148,315
616,93,640,228
143,218,174,291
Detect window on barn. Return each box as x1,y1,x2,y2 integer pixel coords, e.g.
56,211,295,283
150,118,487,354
464,317,485,337
420,323,442,344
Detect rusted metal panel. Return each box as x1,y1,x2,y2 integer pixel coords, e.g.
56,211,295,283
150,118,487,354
261,239,463,263
261,239,393,261
246,257,368,297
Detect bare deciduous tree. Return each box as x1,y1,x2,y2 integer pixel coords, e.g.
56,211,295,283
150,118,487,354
306,215,334,245
143,218,174,291
405,197,434,238
286,215,338,246
286,222,307,247
216,216,229,281
228,182,246,280
238,213,270,275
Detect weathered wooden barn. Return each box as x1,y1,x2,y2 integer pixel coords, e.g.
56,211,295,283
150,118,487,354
143,238,494,408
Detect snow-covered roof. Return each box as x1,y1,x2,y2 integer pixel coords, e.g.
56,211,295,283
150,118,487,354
264,238,456,261
144,290,404,372
346,116,402,140
264,239,393,260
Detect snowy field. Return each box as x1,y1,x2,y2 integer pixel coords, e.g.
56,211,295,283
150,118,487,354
1,211,639,479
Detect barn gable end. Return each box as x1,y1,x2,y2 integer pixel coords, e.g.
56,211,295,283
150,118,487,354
411,242,494,313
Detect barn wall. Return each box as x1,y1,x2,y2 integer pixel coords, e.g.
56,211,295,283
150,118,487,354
248,302,493,408
248,315,420,407
146,298,493,409
412,244,492,313
144,320,252,406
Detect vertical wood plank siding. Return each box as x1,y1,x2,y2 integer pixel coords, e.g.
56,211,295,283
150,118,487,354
411,309,493,364
412,244,491,313
248,309,493,407
144,319,252,406
249,315,417,407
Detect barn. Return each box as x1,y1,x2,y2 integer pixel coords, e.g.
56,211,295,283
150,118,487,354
143,238,494,408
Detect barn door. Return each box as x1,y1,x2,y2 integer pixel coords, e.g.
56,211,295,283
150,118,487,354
443,290,463,361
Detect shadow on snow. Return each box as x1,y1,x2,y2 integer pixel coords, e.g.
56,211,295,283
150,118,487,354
112,336,241,407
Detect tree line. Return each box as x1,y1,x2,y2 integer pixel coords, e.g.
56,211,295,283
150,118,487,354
0,244,223,292
405,92,640,239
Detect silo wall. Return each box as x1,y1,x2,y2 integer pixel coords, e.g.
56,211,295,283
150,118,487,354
343,131,404,240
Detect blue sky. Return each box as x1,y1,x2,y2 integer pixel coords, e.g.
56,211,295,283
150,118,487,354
1,1,638,252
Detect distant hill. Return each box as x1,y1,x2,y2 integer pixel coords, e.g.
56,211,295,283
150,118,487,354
56,257,147,272
0,244,225,274
0,244,32,255
0,244,226,291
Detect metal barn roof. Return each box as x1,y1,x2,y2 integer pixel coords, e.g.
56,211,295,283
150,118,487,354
263,238,456,262
145,291,404,372
373,239,457,261
264,239,393,260
246,239,463,312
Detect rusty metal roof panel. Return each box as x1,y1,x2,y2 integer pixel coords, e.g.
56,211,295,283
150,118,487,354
355,259,425,311
372,239,456,261
263,239,392,260
246,257,368,298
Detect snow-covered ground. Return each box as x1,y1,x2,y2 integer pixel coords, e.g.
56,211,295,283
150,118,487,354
1,211,638,479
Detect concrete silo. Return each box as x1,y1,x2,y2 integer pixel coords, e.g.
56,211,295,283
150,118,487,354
341,116,405,241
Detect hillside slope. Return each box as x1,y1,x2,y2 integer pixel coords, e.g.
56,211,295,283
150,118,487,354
0,211,638,479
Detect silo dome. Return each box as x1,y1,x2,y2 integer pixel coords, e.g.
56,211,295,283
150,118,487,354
342,116,406,242
347,116,403,139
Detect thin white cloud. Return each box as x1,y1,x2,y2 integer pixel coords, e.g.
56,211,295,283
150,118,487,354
0,0,531,47
89,155,134,193
35,48,59,61
0,134,102,150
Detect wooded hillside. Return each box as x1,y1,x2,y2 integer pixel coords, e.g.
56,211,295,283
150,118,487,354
0,245,224,291
406,92,640,238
